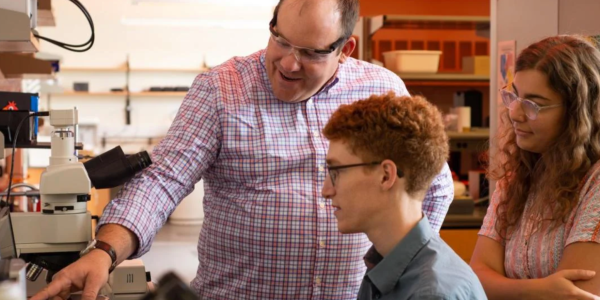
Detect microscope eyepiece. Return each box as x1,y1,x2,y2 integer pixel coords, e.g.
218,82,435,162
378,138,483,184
126,150,152,174
83,146,153,189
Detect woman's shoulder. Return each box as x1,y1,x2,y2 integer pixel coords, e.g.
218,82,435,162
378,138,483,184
579,160,600,191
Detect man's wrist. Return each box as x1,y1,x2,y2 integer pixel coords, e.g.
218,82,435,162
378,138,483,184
81,239,118,273
85,249,114,272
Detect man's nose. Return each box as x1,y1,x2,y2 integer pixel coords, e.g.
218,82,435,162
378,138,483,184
321,174,335,199
279,50,302,72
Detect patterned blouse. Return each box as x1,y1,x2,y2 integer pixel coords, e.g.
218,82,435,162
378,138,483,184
479,161,600,279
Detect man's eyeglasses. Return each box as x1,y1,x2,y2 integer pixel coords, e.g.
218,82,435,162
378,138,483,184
268,23,346,63
326,161,404,187
499,87,562,120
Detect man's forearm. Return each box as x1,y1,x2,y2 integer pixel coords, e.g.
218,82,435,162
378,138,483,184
95,223,139,264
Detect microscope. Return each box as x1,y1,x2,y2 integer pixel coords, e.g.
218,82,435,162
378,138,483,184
0,108,153,299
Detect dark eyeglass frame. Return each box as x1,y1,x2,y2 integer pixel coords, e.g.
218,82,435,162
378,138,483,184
327,161,404,187
268,20,348,54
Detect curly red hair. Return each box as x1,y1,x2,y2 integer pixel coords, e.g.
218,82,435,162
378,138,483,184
323,92,449,194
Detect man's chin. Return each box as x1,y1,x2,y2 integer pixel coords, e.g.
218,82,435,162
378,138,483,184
337,225,360,234
273,91,306,103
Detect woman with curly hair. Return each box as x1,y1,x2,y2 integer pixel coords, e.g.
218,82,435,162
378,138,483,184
471,35,600,300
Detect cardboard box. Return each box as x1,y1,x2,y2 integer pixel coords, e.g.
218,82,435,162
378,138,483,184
462,56,490,76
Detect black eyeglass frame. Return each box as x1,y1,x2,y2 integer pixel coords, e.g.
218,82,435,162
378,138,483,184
326,161,404,187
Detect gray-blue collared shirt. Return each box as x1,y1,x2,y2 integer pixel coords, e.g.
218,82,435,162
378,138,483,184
357,215,487,300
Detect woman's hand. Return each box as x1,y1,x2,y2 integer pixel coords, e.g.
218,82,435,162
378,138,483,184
533,269,600,300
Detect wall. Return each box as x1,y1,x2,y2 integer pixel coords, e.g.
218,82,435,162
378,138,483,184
33,0,275,155
489,0,600,195
489,0,558,194
37,0,274,67
558,0,600,35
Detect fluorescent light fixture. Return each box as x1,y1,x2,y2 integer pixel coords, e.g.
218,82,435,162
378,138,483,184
131,0,279,8
121,18,268,29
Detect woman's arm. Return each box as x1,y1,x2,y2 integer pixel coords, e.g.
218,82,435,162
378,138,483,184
471,236,598,300
470,236,539,299
557,242,600,295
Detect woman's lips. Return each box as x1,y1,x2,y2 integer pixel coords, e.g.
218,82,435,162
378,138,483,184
515,128,533,136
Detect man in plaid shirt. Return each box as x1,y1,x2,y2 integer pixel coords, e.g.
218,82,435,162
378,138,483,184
32,0,453,299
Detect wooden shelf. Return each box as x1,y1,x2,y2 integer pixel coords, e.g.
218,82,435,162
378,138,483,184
0,8,41,53
0,53,54,79
0,31,40,53
59,67,207,73
133,91,187,97
398,73,489,87
60,67,126,72
4,73,56,80
38,0,56,27
405,80,489,87
133,68,207,73
397,73,489,81
447,129,489,140
56,91,126,96
53,91,187,97
382,15,490,31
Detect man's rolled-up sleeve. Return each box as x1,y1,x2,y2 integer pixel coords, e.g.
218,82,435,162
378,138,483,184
422,163,454,232
97,74,222,258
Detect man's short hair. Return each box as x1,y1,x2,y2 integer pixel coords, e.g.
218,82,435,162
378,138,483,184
323,92,449,195
270,0,359,50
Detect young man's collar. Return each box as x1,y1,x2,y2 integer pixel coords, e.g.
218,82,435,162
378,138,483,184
365,215,433,295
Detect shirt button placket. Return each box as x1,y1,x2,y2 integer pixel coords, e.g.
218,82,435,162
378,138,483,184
307,97,326,298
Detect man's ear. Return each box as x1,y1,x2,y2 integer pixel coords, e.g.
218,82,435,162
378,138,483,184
339,36,357,64
380,160,398,190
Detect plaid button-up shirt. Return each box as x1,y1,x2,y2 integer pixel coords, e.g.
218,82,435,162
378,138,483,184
99,49,453,300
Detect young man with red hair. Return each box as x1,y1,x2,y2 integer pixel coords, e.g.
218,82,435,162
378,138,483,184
321,93,486,300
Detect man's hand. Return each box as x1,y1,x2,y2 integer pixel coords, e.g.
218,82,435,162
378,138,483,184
30,250,112,300
533,269,600,300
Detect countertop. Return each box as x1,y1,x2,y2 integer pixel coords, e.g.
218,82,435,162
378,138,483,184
441,205,488,230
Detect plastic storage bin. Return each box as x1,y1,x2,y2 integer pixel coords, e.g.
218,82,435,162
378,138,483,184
382,50,442,73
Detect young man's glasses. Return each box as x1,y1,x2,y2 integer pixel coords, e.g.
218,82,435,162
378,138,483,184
327,161,404,187
268,23,346,63
499,87,562,120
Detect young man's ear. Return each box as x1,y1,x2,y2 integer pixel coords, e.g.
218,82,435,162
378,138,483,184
380,160,398,189
339,36,356,64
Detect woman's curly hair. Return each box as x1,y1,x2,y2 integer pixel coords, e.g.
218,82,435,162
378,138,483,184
490,35,600,239
323,92,449,195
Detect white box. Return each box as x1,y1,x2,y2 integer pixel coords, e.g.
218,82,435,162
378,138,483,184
382,50,442,73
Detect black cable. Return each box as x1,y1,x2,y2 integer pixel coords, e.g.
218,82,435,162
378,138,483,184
2,112,50,210
33,0,95,53
36,0,94,51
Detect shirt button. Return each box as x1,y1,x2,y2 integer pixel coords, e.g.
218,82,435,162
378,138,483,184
319,240,326,248
315,277,322,285
318,165,324,172
319,202,325,209
312,130,319,138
